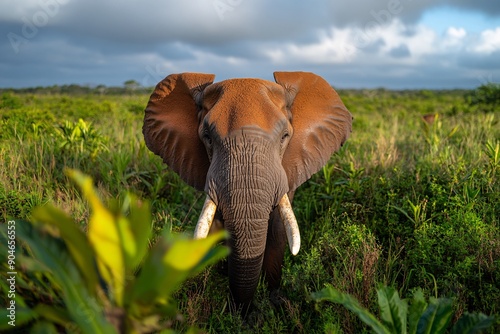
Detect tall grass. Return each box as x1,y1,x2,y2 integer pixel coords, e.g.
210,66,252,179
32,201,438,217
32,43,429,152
1,88,499,333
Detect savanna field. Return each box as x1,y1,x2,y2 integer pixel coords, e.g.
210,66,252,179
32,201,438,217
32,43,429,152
0,85,499,333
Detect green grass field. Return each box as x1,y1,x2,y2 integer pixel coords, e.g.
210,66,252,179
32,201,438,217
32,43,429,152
1,86,499,333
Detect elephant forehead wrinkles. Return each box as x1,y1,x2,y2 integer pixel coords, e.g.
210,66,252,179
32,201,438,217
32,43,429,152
205,79,288,138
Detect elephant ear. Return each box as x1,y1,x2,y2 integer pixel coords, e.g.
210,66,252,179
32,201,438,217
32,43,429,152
143,73,215,190
274,71,353,191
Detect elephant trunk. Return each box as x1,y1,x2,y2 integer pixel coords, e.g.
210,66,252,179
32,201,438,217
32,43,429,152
226,216,268,311
221,156,276,310
209,133,288,310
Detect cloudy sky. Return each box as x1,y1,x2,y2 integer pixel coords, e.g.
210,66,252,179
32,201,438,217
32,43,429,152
1,0,500,89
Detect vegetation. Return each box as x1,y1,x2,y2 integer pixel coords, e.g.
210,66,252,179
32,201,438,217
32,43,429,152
0,81,152,96
0,84,499,333
0,169,228,333
313,285,495,334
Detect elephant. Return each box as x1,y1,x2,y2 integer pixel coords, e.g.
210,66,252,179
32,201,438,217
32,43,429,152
143,71,352,313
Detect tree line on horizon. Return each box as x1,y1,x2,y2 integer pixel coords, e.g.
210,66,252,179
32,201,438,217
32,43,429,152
0,80,152,95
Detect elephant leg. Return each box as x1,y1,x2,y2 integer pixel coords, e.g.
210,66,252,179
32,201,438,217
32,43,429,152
262,208,287,290
262,191,295,290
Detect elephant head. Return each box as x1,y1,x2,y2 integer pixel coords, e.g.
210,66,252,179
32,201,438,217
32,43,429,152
143,71,352,311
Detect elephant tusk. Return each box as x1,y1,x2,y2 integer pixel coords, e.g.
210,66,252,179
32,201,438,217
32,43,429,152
194,196,217,239
278,194,301,256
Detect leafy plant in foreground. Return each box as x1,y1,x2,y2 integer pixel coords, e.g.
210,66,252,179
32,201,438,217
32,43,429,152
0,169,228,333
312,285,495,334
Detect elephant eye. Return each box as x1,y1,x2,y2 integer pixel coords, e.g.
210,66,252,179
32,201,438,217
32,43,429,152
201,130,213,160
203,131,212,146
281,131,290,144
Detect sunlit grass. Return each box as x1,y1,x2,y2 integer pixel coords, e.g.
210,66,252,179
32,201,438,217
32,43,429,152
0,88,499,332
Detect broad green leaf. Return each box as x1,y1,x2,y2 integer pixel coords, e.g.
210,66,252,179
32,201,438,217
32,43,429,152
377,286,407,334
450,312,496,334
16,220,117,334
107,194,151,271
106,197,138,269
163,231,229,270
312,286,391,334
31,204,98,295
116,214,137,269
131,231,228,304
184,327,205,334
29,321,58,334
127,194,152,268
33,304,73,328
409,289,428,334
190,244,230,277
66,169,125,307
417,298,453,334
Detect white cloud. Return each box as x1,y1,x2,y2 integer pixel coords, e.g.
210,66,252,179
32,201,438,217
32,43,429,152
264,28,357,64
263,20,439,66
447,27,467,38
262,19,500,73
442,27,467,49
259,19,500,87
437,27,468,54
373,21,436,60
472,27,500,53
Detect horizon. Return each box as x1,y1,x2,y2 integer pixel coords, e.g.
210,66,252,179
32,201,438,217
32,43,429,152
0,80,493,92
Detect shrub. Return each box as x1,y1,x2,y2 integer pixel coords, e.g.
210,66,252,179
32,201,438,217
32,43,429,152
0,169,228,333
0,92,23,109
467,83,500,113
313,285,496,334
56,118,109,159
